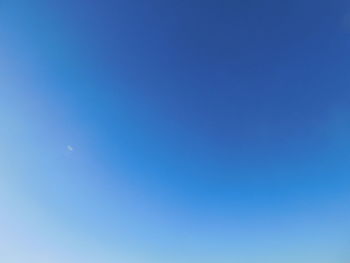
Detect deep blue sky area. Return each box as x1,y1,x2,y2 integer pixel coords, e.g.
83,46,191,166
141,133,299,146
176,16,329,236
1,0,350,262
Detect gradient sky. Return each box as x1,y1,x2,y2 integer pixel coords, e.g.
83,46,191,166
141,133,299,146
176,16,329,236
1,0,350,262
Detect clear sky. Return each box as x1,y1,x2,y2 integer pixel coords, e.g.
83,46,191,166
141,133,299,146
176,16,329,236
1,0,350,262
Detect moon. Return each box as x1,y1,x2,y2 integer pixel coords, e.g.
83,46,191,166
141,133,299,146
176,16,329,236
67,145,74,152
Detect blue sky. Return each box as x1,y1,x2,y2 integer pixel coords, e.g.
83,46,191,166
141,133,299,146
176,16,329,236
1,0,350,262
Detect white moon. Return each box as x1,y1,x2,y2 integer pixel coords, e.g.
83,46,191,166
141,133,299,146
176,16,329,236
67,145,74,152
